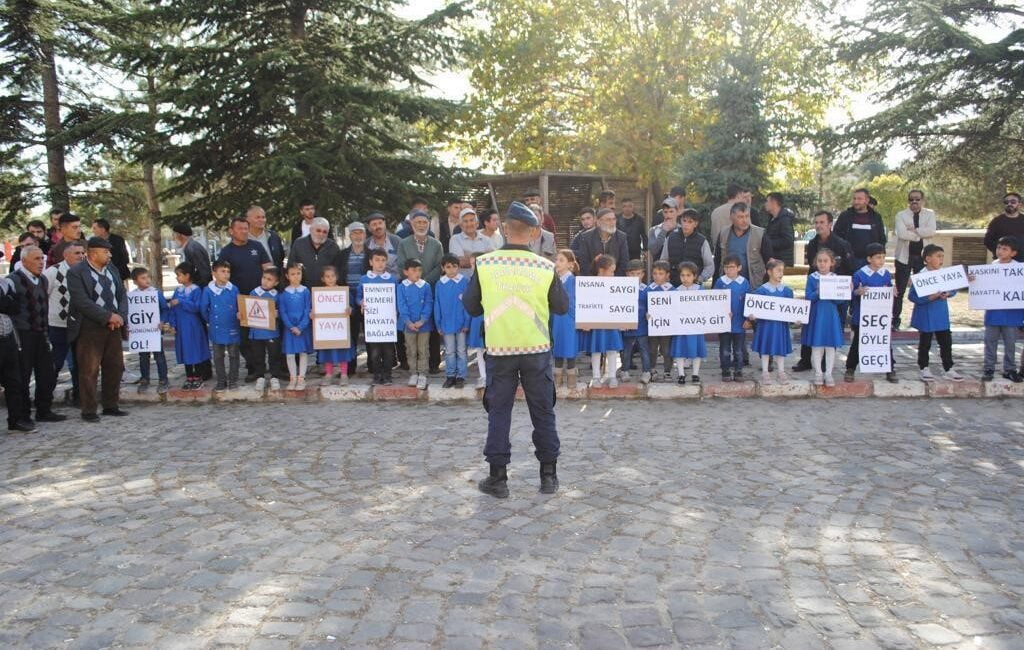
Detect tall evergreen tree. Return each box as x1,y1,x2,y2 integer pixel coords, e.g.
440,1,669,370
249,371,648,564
151,0,469,230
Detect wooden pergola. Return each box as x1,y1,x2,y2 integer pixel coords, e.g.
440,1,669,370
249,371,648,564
466,171,652,249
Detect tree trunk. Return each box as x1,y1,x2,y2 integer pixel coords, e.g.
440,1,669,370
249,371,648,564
40,42,70,211
289,2,310,119
142,71,164,289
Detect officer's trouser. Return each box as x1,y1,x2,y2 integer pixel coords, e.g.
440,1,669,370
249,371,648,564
482,352,560,466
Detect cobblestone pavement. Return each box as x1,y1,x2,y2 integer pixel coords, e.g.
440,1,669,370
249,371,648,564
1,400,1023,650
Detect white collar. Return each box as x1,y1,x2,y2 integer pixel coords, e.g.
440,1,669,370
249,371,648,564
993,259,1019,265
366,271,391,279
208,281,235,295
649,282,673,290
177,284,198,295
764,282,784,292
719,275,745,285
18,267,40,284
402,278,427,287
253,287,278,297
679,283,699,291
439,274,464,284
859,265,881,276
558,271,574,281
284,285,307,294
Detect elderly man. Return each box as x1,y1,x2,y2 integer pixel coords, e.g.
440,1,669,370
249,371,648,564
43,239,86,405
172,224,212,286
570,208,596,258
338,222,368,377
247,205,286,271
1,273,35,432
288,217,341,288
648,197,680,261
91,218,132,282
8,245,67,425
217,216,273,381
449,206,495,276
715,202,774,288
662,208,715,285
46,212,83,268
480,208,504,249
576,208,630,275
891,189,936,329
396,210,445,374
527,205,557,261
365,212,402,276
67,237,129,422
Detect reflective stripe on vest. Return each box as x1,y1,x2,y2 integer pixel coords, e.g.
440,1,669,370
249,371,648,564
475,250,555,356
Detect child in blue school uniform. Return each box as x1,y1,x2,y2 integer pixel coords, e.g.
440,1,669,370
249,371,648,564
845,242,898,384
317,265,355,386
583,254,624,387
910,244,964,383
200,259,241,390
971,236,1024,382
434,254,470,389
551,249,580,388
803,249,846,387
645,261,676,382
248,268,285,392
128,267,171,394
357,249,398,385
466,310,486,389
621,259,651,384
278,261,314,391
747,259,794,385
168,262,210,390
397,258,434,390
670,262,707,385
713,255,749,382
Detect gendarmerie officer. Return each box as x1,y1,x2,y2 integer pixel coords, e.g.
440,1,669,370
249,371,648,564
463,202,569,498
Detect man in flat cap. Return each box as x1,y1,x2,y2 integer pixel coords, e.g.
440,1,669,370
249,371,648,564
463,202,568,498
67,236,129,422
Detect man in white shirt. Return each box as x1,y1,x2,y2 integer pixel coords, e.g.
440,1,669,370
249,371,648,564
448,207,495,277
893,188,937,329
43,239,85,405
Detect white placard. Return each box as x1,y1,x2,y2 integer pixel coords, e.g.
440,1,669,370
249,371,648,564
575,276,639,329
911,265,969,298
743,293,810,324
968,263,1024,310
127,289,162,352
819,275,852,301
312,286,350,316
857,286,893,373
362,283,397,342
648,289,732,336
314,316,351,349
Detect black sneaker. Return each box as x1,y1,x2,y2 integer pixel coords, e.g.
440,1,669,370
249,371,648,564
35,411,67,423
8,420,38,434
677,375,686,385
982,370,994,382
442,377,456,389
691,375,701,384
886,372,899,384
792,361,812,372
244,374,259,384
844,369,856,383
381,375,394,385
722,370,733,383
1003,370,1024,383
454,378,466,389
734,370,743,380
101,408,129,416
478,464,509,499
81,413,100,423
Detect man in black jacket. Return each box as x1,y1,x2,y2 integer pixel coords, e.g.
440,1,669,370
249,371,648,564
616,198,647,260
833,188,887,270
1,274,34,432
90,219,131,282
290,199,333,243
794,210,855,372
576,209,630,275
763,192,795,266
246,205,286,271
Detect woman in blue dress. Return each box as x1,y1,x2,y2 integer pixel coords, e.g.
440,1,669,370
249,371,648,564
749,260,795,384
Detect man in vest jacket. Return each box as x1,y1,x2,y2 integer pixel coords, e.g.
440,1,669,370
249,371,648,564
661,208,715,285
714,202,774,288
463,202,569,498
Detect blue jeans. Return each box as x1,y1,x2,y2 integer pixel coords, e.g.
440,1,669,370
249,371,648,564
139,351,168,382
48,325,79,395
621,334,650,371
483,352,559,466
719,333,745,372
443,331,468,378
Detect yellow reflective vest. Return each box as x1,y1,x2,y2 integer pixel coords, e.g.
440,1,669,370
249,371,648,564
475,248,555,355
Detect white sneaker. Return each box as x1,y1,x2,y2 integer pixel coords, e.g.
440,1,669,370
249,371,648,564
295,377,306,391
287,377,297,391
338,373,349,386
270,378,281,391
649,370,660,383
476,376,486,389
919,367,935,382
407,374,418,387
776,371,789,385
254,377,266,392
620,371,631,381
640,371,651,384
760,371,773,385
607,376,618,388
944,368,964,382
813,372,824,386
824,374,835,387
416,375,427,390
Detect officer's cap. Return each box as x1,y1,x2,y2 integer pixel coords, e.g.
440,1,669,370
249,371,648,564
505,201,539,227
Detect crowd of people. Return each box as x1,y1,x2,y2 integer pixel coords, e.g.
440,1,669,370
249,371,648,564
2,187,1023,435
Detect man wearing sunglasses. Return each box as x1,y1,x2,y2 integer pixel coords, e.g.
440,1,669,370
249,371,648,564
892,189,936,329
985,193,1024,262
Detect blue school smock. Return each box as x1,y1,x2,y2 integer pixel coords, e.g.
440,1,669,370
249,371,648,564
551,272,578,360
982,261,1024,327
200,281,241,345
169,284,210,365
750,282,794,356
713,275,749,334
587,327,623,354
278,285,314,354
802,272,845,348
622,283,648,338
248,287,280,341
670,284,707,359
467,315,485,348
433,274,468,335
909,284,955,333
397,279,433,333
850,265,892,325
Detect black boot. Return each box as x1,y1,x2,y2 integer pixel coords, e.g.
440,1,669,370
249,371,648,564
539,461,559,494
478,464,509,498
